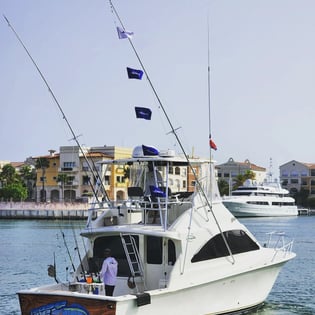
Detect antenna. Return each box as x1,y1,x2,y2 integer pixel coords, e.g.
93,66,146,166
268,157,273,183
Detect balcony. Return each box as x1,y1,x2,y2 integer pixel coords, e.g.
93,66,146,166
64,180,79,187
115,182,127,188
58,167,79,172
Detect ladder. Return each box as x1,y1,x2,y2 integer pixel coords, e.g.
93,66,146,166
120,234,145,292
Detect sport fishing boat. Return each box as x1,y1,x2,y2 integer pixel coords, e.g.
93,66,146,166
7,2,295,312
18,145,296,315
222,181,298,217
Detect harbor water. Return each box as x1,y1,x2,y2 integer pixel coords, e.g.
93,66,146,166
0,216,314,315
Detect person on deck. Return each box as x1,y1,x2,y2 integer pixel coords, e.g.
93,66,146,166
100,248,118,296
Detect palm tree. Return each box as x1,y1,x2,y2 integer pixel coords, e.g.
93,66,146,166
233,170,256,190
35,157,50,202
19,165,36,201
56,173,68,202
0,164,19,186
218,179,229,196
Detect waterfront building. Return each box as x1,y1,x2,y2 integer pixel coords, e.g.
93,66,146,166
280,160,315,195
2,146,207,203
216,158,267,190
34,146,132,202
34,151,60,202
33,146,203,203
0,160,35,195
0,160,10,169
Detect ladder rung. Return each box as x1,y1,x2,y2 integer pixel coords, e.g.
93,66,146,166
121,233,145,289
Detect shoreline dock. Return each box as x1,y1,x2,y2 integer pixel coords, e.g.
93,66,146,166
0,202,90,219
298,208,315,216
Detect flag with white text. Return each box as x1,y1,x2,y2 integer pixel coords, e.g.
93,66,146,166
135,107,152,120
127,67,144,80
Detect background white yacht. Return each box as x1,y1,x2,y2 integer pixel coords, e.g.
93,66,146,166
222,181,298,217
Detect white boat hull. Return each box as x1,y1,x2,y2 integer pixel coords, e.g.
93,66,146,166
116,263,286,315
223,201,298,217
19,253,293,315
17,153,296,315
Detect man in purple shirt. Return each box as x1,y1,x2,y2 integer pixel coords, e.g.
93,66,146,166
100,248,118,296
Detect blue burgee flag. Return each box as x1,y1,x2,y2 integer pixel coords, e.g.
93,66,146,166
127,67,144,80
135,107,152,120
150,185,166,198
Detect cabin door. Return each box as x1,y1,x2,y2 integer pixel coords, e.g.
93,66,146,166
144,236,175,290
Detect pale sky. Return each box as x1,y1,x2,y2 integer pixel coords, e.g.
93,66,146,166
1,0,315,179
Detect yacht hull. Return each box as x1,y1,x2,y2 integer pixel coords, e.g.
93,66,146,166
223,201,298,217
18,260,287,315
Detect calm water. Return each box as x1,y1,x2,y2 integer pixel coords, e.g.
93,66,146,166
0,216,314,315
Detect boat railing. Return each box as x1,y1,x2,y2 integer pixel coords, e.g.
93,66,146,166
86,194,194,229
142,196,193,228
264,231,294,261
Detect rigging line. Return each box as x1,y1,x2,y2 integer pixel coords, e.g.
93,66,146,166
89,155,108,199
3,15,110,205
110,3,224,221
109,2,235,262
109,1,201,186
81,233,89,263
71,223,86,281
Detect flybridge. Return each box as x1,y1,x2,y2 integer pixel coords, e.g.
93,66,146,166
98,145,210,166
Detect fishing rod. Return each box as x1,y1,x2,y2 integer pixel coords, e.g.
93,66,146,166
61,230,79,281
109,2,235,263
88,155,108,200
81,233,89,265
48,252,59,283
71,223,87,281
3,15,110,206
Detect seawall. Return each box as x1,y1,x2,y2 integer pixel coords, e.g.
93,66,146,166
0,202,89,219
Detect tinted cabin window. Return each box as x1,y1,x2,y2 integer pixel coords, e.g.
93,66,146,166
191,230,259,263
93,235,139,276
147,236,162,264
